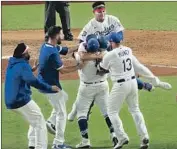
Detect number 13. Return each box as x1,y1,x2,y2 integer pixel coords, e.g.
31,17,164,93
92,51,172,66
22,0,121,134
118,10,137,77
123,58,132,72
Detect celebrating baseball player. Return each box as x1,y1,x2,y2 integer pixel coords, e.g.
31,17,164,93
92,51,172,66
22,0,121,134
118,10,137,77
29,26,83,149
98,32,172,149
78,1,153,91
67,1,171,123
71,35,118,148
68,0,152,123
4,43,60,149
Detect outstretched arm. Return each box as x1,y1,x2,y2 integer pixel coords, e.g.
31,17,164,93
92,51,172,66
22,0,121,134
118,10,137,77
132,55,172,89
21,64,59,92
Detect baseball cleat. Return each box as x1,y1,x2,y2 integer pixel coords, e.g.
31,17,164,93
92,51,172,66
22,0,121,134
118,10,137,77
114,138,129,149
111,132,118,147
52,144,72,149
143,82,155,92
157,81,172,90
68,111,77,122
76,138,91,148
46,121,56,135
28,146,35,149
140,138,149,149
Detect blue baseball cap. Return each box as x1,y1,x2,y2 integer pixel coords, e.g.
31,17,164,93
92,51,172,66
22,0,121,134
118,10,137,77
108,32,122,43
87,38,100,52
98,35,108,49
86,34,97,43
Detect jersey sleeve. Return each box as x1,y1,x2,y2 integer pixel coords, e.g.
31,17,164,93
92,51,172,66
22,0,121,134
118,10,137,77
132,55,154,78
111,16,125,32
78,20,94,42
78,42,87,53
56,45,68,55
100,52,112,70
49,53,63,70
21,63,52,91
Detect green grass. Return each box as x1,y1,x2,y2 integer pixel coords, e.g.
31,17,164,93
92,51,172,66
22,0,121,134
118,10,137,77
2,2,177,31
2,76,177,149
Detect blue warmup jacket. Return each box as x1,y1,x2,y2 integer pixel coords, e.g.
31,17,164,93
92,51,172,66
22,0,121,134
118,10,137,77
5,57,53,109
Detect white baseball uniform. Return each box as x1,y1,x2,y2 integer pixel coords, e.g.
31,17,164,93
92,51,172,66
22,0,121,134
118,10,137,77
78,15,124,41
100,45,149,141
68,15,124,119
75,42,109,119
15,100,48,149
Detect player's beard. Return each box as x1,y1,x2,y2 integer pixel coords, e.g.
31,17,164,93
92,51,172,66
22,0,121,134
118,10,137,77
23,53,30,61
57,39,61,45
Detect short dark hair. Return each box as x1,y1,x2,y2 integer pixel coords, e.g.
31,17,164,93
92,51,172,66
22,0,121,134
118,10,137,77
92,1,105,9
47,26,62,39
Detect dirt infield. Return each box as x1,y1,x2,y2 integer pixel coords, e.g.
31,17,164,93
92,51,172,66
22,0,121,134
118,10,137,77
2,29,177,81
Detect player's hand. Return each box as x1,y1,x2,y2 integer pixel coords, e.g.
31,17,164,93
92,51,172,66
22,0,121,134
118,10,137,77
32,59,39,72
73,52,80,63
151,77,172,90
97,52,105,59
51,86,60,92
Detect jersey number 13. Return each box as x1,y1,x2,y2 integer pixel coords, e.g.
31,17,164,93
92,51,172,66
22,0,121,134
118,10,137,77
122,58,132,72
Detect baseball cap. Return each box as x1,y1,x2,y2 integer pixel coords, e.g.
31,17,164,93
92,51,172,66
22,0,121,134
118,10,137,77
108,32,122,43
87,38,100,53
98,36,108,49
86,34,97,43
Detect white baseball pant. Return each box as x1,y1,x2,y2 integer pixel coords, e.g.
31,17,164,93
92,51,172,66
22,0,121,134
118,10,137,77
14,100,47,149
108,78,149,141
46,90,68,145
76,81,109,119
28,90,68,146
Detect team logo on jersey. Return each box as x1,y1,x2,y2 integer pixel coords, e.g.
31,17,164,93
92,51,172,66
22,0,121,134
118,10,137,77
82,31,87,37
94,24,114,36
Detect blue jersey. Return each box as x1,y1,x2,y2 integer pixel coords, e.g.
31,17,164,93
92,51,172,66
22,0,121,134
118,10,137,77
38,43,63,93
5,57,52,109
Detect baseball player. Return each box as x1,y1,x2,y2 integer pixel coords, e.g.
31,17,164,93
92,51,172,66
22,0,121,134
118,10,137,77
98,32,172,149
28,26,83,149
72,36,119,148
4,43,60,149
78,1,152,90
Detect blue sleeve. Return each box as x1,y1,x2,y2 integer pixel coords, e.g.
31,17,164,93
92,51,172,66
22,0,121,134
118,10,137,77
21,63,52,91
49,53,63,70
136,78,144,90
56,45,68,55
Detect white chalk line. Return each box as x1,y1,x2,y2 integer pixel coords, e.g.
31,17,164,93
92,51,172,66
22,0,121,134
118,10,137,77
147,64,177,69
2,55,177,69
